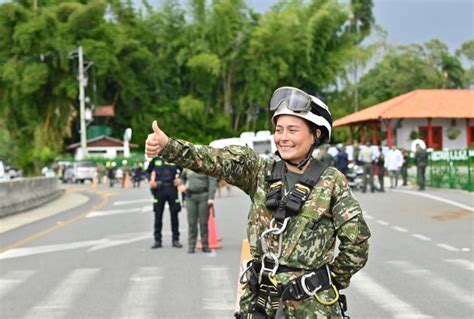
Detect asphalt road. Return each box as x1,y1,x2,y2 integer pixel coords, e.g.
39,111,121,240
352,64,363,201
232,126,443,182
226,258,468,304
0,182,473,319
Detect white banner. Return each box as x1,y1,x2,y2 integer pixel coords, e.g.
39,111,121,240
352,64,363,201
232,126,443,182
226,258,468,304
430,149,474,162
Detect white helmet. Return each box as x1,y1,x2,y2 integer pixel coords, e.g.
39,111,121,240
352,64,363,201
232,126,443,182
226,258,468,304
270,87,332,142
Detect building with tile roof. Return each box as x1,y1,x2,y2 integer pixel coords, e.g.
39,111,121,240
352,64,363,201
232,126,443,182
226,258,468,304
334,89,474,150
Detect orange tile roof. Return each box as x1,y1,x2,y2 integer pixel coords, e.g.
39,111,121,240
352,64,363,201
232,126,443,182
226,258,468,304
333,89,474,127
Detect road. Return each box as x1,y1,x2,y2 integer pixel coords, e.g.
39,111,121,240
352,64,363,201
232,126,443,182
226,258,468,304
0,182,473,318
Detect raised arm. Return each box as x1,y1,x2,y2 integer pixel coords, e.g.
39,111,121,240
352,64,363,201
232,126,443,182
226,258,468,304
145,121,265,196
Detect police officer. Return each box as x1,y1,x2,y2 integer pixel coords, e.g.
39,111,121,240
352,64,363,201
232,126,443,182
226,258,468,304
414,143,428,191
179,169,217,254
145,86,370,318
147,157,182,249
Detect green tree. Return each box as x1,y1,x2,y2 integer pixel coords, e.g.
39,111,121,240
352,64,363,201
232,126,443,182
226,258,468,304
356,40,465,109
456,39,474,87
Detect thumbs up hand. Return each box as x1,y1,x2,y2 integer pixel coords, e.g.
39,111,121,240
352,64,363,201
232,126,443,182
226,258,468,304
145,120,169,158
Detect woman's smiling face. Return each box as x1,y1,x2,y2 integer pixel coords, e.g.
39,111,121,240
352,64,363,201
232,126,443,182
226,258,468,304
273,115,319,163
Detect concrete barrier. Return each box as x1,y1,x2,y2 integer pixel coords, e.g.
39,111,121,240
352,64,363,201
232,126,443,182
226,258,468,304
0,177,63,217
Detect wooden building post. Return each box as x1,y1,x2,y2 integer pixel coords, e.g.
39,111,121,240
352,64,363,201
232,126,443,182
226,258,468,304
386,119,392,146
372,121,379,145
467,118,472,148
427,118,433,148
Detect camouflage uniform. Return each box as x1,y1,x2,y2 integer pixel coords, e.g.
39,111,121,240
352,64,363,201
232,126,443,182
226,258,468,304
160,138,371,318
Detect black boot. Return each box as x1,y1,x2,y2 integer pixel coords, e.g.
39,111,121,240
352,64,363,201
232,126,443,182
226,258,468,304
172,241,182,248
202,247,211,253
151,241,162,249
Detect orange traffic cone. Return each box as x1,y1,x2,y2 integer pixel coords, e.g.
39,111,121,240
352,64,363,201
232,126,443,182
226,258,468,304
208,205,222,249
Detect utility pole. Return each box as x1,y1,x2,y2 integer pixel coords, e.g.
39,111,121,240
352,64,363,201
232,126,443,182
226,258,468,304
78,46,88,159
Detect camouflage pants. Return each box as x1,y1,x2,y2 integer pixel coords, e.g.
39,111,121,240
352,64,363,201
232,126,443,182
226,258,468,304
239,277,343,318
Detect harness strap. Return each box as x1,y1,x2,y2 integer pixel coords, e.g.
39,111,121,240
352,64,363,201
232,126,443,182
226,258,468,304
265,159,328,220
280,265,332,301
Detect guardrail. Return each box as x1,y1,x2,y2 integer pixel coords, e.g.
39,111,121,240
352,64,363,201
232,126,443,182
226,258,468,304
0,177,63,217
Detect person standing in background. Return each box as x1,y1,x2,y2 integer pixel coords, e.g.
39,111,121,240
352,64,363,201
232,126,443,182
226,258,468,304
319,145,335,167
414,144,428,191
132,162,143,188
376,147,385,192
352,141,361,165
178,169,217,254
400,148,409,186
335,144,349,176
358,142,375,193
147,157,182,249
385,145,403,188
107,161,116,187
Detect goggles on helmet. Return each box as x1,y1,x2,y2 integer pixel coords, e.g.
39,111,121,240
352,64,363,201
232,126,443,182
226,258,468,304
269,87,312,112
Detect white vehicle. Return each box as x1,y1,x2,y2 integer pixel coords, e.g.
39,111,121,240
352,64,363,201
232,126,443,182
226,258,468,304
64,161,96,183
210,131,276,159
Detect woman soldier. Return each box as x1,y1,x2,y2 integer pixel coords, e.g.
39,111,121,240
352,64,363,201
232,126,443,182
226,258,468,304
145,86,370,319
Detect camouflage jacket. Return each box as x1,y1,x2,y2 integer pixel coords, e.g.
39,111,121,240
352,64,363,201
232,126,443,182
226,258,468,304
160,138,370,288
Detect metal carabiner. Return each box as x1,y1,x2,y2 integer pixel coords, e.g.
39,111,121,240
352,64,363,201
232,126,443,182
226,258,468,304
239,260,253,285
300,272,321,296
314,284,340,306
260,252,279,277
269,217,290,235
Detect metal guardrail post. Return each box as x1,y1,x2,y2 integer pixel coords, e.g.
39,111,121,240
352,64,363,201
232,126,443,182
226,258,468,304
467,148,472,192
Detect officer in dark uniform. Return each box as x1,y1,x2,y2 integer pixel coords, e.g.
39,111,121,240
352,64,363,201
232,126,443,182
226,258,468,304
414,143,428,191
147,157,182,249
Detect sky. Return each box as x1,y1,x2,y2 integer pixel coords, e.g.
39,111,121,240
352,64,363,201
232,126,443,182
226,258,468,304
1,0,471,52
247,0,473,53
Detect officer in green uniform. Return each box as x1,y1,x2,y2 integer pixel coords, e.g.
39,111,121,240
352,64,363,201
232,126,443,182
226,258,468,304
145,86,370,318
179,169,217,253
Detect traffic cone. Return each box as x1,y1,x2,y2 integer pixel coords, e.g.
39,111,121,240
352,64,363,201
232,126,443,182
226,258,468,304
208,205,222,249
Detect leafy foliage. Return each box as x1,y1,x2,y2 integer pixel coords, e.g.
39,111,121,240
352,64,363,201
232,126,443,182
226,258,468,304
0,0,470,175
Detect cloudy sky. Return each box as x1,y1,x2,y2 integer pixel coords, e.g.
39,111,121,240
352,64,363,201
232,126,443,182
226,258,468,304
248,0,473,52
1,0,470,52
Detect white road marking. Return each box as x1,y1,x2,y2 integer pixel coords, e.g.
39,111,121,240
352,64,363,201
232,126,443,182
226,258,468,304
352,271,431,318
201,266,235,311
0,233,150,260
117,267,163,319
392,226,409,233
0,270,35,300
445,259,474,271
437,243,460,252
393,189,474,212
24,268,100,319
461,248,471,252
140,205,153,213
412,234,431,241
376,220,389,226
113,199,153,206
389,260,474,309
0,240,102,260
87,208,141,217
